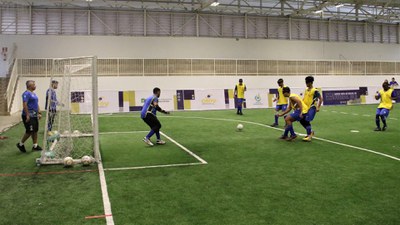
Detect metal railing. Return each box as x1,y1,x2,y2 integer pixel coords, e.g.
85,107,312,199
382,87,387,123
5,59,19,112
16,58,400,77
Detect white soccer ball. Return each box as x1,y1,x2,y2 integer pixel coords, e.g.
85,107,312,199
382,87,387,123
63,130,70,135
73,130,81,135
81,155,92,166
63,157,74,166
237,123,244,131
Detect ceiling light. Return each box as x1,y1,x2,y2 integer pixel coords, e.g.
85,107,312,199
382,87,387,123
335,3,344,8
210,1,220,6
86,0,93,2
314,10,323,14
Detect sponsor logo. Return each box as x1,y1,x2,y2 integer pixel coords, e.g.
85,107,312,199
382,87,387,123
254,93,263,105
98,96,110,107
202,94,217,105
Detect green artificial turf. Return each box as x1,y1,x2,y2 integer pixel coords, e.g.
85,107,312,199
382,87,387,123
0,104,399,225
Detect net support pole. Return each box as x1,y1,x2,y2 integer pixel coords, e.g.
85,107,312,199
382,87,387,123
92,56,100,163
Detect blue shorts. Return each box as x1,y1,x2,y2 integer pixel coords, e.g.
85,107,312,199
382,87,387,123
275,104,288,111
290,110,307,122
376,108,390,117
305,106,317,122
237,98,244,105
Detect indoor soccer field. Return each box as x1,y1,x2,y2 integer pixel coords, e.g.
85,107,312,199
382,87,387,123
1,104,399,225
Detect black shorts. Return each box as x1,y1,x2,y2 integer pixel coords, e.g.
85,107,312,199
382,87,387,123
22,115,39,133
142,113,161,130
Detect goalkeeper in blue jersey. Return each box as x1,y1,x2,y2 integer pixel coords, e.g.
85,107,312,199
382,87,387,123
141,87,170,146
45,80,60,132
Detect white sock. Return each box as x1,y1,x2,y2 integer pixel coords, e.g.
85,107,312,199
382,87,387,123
33,143,38,148
19,142,24,146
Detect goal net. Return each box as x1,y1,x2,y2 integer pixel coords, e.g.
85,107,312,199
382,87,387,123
37,56,99,165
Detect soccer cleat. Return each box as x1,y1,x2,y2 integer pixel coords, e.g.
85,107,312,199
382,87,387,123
302,136,311,142
287,135,298,141
374,127,382,131
156,140,166,145
270,123,278,127
382,126,387,131
302,131,314,142
32,145,43,151
16,143,26,153
279,135,288,140
142,137,154,146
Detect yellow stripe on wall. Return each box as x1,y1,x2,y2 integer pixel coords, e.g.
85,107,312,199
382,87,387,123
128,91,135,106
228,89,234,99
268,94,275,108
71,103,80,114
184,100,191,109
173,95,177,110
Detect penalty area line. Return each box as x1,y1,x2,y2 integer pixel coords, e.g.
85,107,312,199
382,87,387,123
99,131,148,135
160,131,208,164
104,162,205,171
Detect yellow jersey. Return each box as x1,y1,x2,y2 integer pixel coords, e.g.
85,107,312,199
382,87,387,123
277,86,288,105
378,89,394,110
235,83,246,98
290,94,309,114
303,87,318,108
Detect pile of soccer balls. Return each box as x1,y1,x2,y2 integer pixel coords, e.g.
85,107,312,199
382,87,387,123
63,155,93,167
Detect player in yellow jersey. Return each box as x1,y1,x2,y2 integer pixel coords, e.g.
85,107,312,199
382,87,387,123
300,76,323,142
278,87,309,141
234,78,247,115
374,82,397,131
271,78,288,127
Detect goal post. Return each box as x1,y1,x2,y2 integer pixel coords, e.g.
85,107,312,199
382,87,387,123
37,56,99,165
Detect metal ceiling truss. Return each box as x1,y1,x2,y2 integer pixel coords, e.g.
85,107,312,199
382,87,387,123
1,0,400,23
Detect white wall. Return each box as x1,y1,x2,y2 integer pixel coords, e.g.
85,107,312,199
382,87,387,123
4,34,399,113
12,75,393,113
1,35,400,60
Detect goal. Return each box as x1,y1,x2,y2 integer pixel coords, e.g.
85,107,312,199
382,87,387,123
37,56,99,165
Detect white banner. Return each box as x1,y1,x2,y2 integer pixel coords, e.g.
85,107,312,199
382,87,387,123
98,91,119,113
191,89,226,110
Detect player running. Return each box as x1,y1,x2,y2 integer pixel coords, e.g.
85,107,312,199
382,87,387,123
374,82,397,131
271,78,288,127
278,87,309,141
300,76,323,142
234,78,247,115
141,87,170,146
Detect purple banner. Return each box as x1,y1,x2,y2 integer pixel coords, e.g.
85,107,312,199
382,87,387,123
176,90,184,110
322,89,360,105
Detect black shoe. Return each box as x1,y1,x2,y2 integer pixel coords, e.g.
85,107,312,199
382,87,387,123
270,123,278,127
236,112,240,115
239,112,243,115
374,127,381,131
32,145,43,151
382,126,387,131
16,143,27,153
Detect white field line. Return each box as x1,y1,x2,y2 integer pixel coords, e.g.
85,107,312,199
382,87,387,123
340,112,348,114
104,162,205,171
100,131,148,135
97,162,115,225
362,114,371,117
100,130,207,172
156,115,400,162
160,131,208,164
